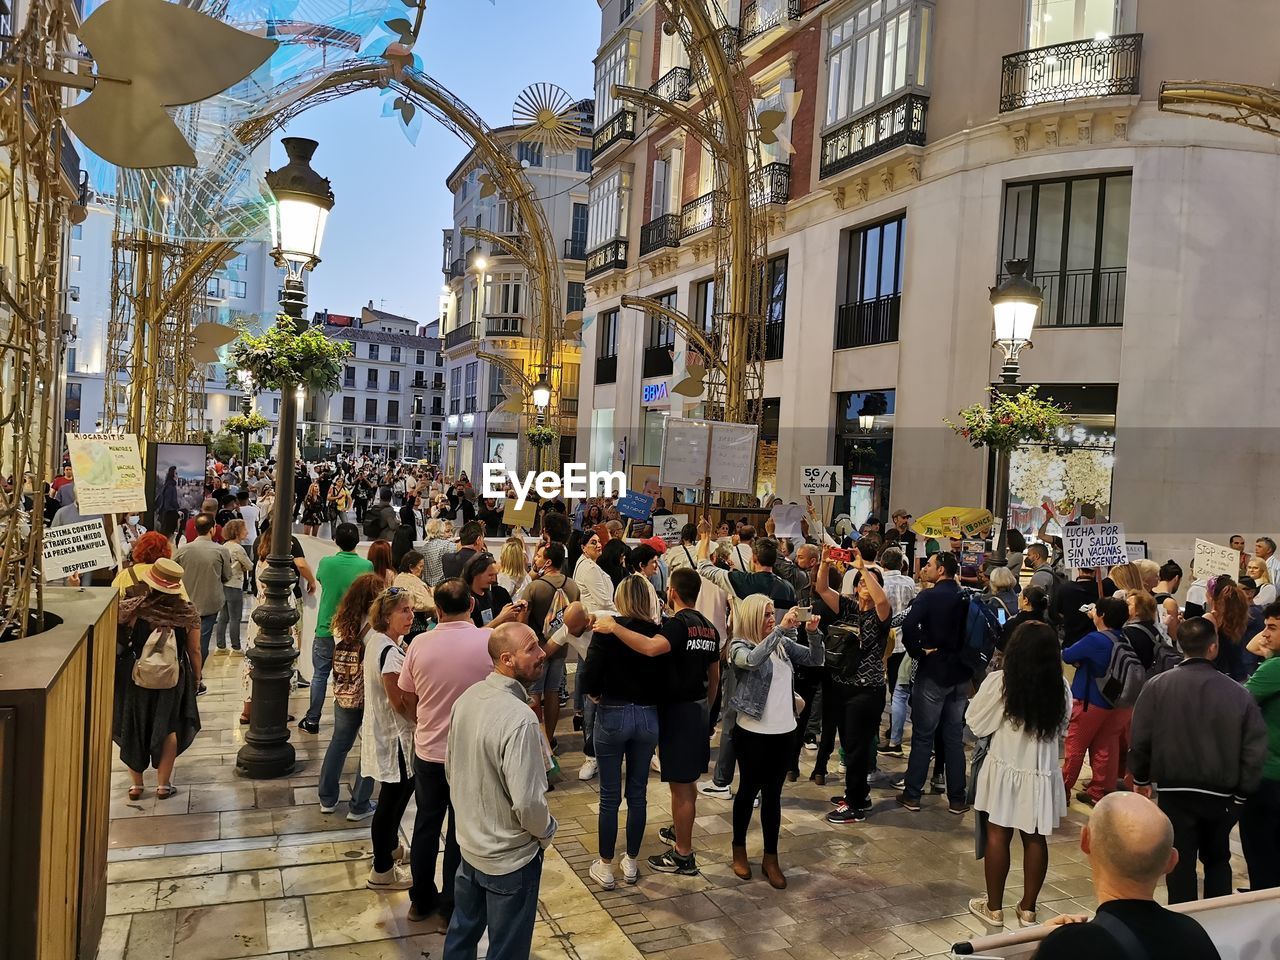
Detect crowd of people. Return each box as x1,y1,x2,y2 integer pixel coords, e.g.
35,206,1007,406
99,451,1280,958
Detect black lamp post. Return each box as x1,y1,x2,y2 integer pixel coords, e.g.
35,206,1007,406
987,259,1042,567
236,370,254,470
237,137,334,779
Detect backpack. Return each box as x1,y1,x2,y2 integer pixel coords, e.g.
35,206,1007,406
957,592,1003,680
132,626,179,690
823,622,857,673
332,628,368,709
1144,623,1184,677
543,580,570,650
1097,629,1147,707
363,508,382,539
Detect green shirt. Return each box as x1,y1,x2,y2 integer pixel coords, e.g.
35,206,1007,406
315,551,374,638
1245,655,1280,782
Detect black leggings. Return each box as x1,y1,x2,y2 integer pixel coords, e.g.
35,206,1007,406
731,726,792,855
840,686,885,808
813,677,849,776
789,670,821,775
371,749,415,872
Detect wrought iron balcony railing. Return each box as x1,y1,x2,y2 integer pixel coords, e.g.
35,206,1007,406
681,191,726,237
749,162,791,206
649,66,692,103
444,321,476,350
835,293,901,349
995,266,1126,327
561,397,579,416
764,321,784,361
787,0,829,18
595,354,618,384
740,0,786,45
820,92,928,180
448,258,464,278
485,315,525,337
585,238,628,278
1000,34,1142,113
643,345,674,378
592,109,637,158
639,213,682,256
563,238,586,260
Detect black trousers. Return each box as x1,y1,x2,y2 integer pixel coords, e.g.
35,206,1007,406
410,756,460,915
1158,791,1238,903
812,675,847,777
1240,778,1280,891
371,748,415,872
789,668,822,775
731,726,792,855
841,686,886,808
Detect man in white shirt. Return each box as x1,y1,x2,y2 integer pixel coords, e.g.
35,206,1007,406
1256,537,1280,591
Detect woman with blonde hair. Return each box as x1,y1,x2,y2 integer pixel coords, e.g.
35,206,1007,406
497,536,530,598
418,518,452,587
1108,562,1144,597
727,593,823,889
1246,556,1276,605
579,575,665,890
300,481,325,536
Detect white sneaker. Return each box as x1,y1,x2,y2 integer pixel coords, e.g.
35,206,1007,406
391,844,407,863
650,754,661,773
698,780,732,798
579,759,598,781
838,761,847,774
319,802,338,814
367,864,412,890
620,855,640,884
589,859,616,890
346,803,377,822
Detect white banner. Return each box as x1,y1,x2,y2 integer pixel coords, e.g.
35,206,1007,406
801,465,843,496
43,518,115,580
653,514,688,544
1063,522,1127,568
1194,539,1241,582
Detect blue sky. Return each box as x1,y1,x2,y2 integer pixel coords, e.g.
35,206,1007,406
275,0,599,323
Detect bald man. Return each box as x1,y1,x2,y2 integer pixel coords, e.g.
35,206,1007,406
444,622,553,960
1034,793,1221,959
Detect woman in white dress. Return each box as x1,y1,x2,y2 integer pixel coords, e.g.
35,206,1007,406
966,620,1071,928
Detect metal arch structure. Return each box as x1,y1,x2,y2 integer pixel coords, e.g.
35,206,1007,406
1158,80,1280,138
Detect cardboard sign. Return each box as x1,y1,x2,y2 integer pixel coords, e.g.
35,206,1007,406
654,514,688,544
617,491,655,521
961,540,986,570
1193,539,1241,582
501,499,537,531
43,518,115,580
801,465,843,496
769,503,806,540
1126,541,1148,563
67,433,147,513
1063,522,1128,569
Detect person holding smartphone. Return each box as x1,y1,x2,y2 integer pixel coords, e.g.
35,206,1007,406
460,552,525,629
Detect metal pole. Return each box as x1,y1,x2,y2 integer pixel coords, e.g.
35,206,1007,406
241,395,251,472
988,374,1018,569
236,276,306,779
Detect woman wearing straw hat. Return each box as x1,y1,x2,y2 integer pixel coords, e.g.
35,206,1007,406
114,557,203,800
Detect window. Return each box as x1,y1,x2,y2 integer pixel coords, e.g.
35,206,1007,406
495,273,523,314
65,382,81,428
416,349,425,365
566,281,586,315
367,368,379,388
449,366,462,414
66,347,77,371
342,396,355,420
274,398,281,414
598,308,619,358
70,254,81,271
620,0,634,20
390,370,400,391
70,223,82,240
390,346,401,363
365,398,378,422
693,277,717,339
594,34,637,128
343,365,355,388
587,169,631,251
837,214,905,348
571,202,589,254
388,399,400,423
576,147,592,173
762,254,787,361
230,253,249,271
563,362,580,399
205,277,221,297
825,0,931,129
497,201,522,235
464,361,478,413
230,280,247,298
1028,0,1118,47
644,291,676,378
1000,172,1131,327
516,141,543,167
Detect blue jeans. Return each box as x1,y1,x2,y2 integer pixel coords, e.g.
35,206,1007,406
198,613,218,663
443,851,543,960
888,680,911,746
304,635,335,725
581,697,597,759
318,702,375,812
593,702,658,860
215,586,244,650
902,675,969,803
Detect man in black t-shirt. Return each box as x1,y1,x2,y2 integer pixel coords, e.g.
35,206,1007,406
593,567,720,876
1033,793,1221,959
460,551,520,629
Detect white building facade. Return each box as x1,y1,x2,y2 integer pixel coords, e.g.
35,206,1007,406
580,0,1280,563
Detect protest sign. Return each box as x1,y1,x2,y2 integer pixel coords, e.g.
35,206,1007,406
501,499,537,531
654,514,687,544
67,433,147,513
617,491,655,521
1125,541,1148,563
1063,522,1127,569
43,518,115,580
659,418,758,494
769,503,806,540
1193,539,1240,582
801,465,843,496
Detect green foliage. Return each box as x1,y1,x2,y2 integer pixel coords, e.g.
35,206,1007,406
227,317,351,394
225,411,270,435
208,430,239,462
248,442,267,460
946,385,1067,454
526,424,558,448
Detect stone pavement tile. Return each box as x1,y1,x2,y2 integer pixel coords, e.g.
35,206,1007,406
108,844,167,862
189,784,260,813
662,941,735,960
286,936,444,960
107,880,160,915
264,897,311,953
124,909,176,960
890,921,954,956
172,902,269,960
280,860,368,897
637,892,724,929
109,853,223,883
718,929,790,957
303,889,403,947
773,919,841,947
221,842,338,871
785,943,839,960
254,783,296,808
221,810,279,838
156,869,283,909
728,905,795,933
110,812,222,848
679,916,741,944
99,914,132,960
111,793,193,818
859,928,923,960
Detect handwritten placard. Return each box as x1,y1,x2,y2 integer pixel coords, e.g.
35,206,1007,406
1063,522,1127,569
653,514,688,544
67,433,147,513
769,503,806,540
617,491,655,521
659,418,759,494
1193,539,1241,582
501,499,537,531
43,518,115,580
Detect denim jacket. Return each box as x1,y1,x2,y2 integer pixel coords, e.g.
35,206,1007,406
727,625,825,720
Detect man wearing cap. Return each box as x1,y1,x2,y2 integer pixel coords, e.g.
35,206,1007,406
891,509,917,570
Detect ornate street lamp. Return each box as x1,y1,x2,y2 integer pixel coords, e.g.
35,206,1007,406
531,376,552,412
858,413,875,433
987,259,1042,567
237,137,334,780
236,369,254,470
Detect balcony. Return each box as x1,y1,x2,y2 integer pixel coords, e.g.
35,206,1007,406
585,238,628,278
58,128,81,192
787,0,829,17
649,66,692,103
996,266,1126,327
639,213,681,256
485,315,525,337
595,354,618,384
739,0,786,45
444,321,476,350
643,345,673,378
691,27,741,82
592,109,637,159
413,375,426,388
820,92,928,180
563,238,586,261
433,376,445,391
835,293,901,349
764,321,784,361
749,162,791,207
999,34,1142,113
681,191,725,237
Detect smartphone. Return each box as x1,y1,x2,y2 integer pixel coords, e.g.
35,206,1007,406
827,547,852,563
792,606,811,622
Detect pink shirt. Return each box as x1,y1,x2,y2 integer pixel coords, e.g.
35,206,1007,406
398,619,495,763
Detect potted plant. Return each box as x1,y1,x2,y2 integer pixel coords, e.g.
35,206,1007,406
526,424,558,449
224,411,270,436
226,317,351,394
945,385,1066,454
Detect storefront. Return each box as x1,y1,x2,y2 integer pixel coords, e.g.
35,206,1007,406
836,389,895,525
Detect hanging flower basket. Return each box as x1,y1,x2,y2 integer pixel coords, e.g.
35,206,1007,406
226,317,351,394
526,424,558,448
945,385,1067,454
224,411,270,436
